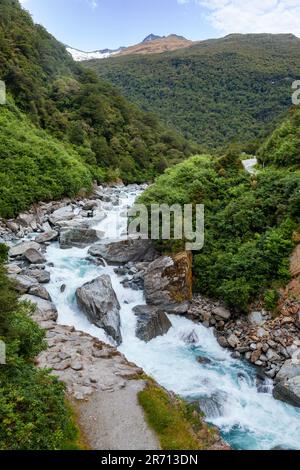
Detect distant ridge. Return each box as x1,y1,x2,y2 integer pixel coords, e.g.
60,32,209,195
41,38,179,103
67,33,193,61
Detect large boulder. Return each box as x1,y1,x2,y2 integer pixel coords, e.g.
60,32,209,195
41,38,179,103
9,241,41,258
276,359,300,383
60,228,104,249
29,285,51,301
25,269,50,284
133,305,172,342
76,275,122,345
273,377,300,408
49,206,74,225
144,252,192,313
35,230,58,243
21,294,58,322
8,274,38,293
88,239,157,265
24,248,46,264
16,213,37,230
273,359,300,407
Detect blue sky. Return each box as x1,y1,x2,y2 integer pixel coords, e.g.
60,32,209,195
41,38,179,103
20,0,300,51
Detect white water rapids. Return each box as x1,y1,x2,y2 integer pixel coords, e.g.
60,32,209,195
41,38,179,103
43,185,300,451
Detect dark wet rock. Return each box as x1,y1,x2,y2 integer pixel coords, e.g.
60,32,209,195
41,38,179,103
133,305,172,342
181,330,199,345
197,356,212,365
76,275,122,345
60,228,104,249
88,239,157,264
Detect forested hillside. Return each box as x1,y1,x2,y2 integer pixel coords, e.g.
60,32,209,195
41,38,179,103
0,0,195,218
139,126,300,312
88,33,300,149
259,106,300,168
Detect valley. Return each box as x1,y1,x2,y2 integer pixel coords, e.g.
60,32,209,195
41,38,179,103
0,0,300,453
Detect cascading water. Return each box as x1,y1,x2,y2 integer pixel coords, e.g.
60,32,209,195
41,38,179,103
45,185,300,451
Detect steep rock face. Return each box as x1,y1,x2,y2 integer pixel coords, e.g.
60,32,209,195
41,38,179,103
76,275,122,345
133,305,172,342
273,359,300,407
284,244,300,301
290,245,300,278
144,252,192,313
88,239,157,264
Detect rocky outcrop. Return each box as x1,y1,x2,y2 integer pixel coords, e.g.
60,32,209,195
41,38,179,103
21,294,58,323
133,305,172,342
273,359,300,407
88,239,157,265
144,252,192,313
35,230,58,243
188,294,300,381
49,206,75,225
25,269,50,284
28,285,51,301
76,275,122,345
60,228,104,249
9,241,41,258
8,274,38,293
24,248,46,264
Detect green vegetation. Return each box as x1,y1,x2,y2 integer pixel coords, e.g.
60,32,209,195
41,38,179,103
139,151,300,312
0,245,79,450
0,0,195,218
259,106,300,169
88,33,300,149
138,381,218,450
0,99,92,219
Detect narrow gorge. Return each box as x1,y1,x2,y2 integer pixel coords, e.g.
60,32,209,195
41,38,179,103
2,183,300,451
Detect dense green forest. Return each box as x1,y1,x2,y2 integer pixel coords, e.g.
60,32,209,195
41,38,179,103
88,33,300,149
139,127,300,312
0,245,78,449
259,106,300,168
0,0,195,218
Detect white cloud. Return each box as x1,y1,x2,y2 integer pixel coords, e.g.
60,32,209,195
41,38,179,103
178,0,300,37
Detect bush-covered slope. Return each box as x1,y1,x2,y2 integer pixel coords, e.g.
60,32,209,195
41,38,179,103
139,152,300,312
88,33,300,149
0,99,93,218
0,0,194,204
0,245,78,450
259,106,300,169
